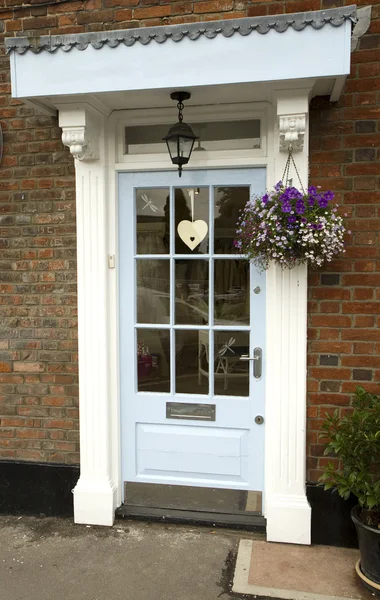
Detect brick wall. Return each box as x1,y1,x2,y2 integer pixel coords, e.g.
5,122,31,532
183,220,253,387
0,0,379,478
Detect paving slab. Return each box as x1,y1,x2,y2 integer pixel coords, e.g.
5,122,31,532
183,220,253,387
233,539,375,600
0,515,263,600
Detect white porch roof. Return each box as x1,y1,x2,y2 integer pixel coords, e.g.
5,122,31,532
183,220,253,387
5,6,357,114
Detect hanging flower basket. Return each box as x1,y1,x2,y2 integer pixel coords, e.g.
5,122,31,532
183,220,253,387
234,181,349,271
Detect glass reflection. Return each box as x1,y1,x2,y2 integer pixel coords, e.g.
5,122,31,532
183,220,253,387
214,187,250,254
214,330,249,396
176,329,208,395
137,329,170,392
136,259,170,324
175,188,209,255
214,260,249,326
136,188,169,255
175,260,208,325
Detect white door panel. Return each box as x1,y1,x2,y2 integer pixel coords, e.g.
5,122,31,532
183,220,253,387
119,168,266,494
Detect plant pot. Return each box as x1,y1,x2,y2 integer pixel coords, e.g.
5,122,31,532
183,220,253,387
352,505,380,594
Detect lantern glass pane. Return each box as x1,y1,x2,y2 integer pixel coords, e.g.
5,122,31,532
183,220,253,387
178,137,193,160
166,138,178,161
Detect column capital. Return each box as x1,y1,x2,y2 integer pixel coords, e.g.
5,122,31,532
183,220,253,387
279,114,306,153
274,88,311,153
58,104,101,161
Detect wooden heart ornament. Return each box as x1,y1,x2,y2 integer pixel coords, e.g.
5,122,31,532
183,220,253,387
177,220,208,251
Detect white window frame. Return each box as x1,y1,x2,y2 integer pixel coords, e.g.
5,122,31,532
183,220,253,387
113,103,268,171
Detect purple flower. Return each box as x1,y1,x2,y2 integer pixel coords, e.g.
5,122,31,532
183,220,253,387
275,181,283,191
296,199,305,214
262,193,269,204
317,196,328,208
288,215,297,224
324,190,334,203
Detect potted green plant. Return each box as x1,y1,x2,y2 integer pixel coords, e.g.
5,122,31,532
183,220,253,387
320,387,380,594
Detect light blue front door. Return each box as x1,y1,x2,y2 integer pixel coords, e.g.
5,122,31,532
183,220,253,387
119,168,266,498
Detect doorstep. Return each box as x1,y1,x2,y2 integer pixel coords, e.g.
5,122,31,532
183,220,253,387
233,539,374,600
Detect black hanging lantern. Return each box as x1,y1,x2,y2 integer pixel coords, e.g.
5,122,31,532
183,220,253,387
163,91,198,177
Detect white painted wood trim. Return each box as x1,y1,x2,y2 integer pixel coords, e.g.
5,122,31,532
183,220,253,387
59,105,119,526
265,263,311,544
263,89,311,545
60,91,312,541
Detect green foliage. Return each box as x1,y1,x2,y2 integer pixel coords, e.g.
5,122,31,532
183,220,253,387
319,387,380,510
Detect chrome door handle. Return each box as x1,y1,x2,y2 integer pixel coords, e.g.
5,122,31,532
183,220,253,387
240,348,262,379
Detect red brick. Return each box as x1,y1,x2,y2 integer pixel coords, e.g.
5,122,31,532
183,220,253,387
22,16,58,29
16,429,46,439
354,315,375,327
311,342,353,354
193,0,233,12
310,288,351,300
319,302,340,313
310,315,352,328
104,0,139,5
353,259,375,271
114,8,133,21
133,5,172,18
345,163,380,176
5,19,22,31
342,355,380,368
342,381,380,394
44,420,74,429
341,329,380,341
344,134,380,148
308,392,351,406
14,362,44,373
353,342,374,354
342,275,380,286
309,368,351,380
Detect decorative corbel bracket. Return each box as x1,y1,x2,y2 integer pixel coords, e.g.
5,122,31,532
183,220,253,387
61,125,99,161
279,114,306,152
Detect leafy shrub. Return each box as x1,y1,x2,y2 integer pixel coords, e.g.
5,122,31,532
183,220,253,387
320,387,380,526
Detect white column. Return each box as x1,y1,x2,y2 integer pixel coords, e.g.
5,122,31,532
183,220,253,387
59,105,118,526
264,89,312,544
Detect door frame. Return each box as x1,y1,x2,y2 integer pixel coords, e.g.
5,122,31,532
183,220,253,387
60,92,311,544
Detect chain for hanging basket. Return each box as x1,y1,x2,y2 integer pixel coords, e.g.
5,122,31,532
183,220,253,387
282,145,305,194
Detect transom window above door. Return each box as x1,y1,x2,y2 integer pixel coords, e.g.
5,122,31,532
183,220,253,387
125,119,261,155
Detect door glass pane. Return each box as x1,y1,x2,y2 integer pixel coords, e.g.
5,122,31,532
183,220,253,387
176,330,208,395
136,188,169,254
214,260,249,326
175,260,208,325
214,186,250,254
175,188,209,255
136,259,170,324
137,329,170,392
214,331,249,396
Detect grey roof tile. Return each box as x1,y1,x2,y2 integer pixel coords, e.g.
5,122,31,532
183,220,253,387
5,5,357,55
